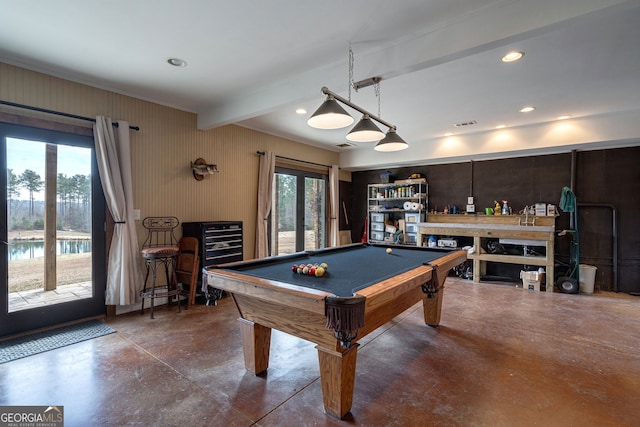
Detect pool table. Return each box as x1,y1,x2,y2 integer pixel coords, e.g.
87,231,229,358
204,243,466,418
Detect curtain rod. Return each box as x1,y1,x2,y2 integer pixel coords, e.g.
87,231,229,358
256,151,334,169
0,100,140,131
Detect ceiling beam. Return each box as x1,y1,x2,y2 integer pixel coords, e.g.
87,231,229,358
196,0,630,130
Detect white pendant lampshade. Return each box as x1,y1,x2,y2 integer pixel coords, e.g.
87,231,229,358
346,115,385,142
374,128,409,152
307,96,354,129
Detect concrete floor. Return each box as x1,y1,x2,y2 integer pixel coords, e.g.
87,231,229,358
1,277,639,426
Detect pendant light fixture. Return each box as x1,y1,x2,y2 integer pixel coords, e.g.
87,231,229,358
374,128,408,152
307,95,354,129
309,87,408,151
307,47,409,151
346,115,385,142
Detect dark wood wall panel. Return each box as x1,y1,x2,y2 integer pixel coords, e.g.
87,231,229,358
575,147,640,293
421,163,470,212
351,146,640,293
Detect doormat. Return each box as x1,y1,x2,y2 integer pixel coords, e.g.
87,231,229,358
0,320,116,364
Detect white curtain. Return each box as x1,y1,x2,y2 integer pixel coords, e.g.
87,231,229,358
255,151,275,259
94,116,143,305
329,165,340,247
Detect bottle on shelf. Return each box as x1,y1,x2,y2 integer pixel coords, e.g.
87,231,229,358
501,200,510,215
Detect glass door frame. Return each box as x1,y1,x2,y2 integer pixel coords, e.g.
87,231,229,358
0,122,106,337
272,166,328,255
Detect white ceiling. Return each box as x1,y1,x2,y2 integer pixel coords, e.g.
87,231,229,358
1,0,639,170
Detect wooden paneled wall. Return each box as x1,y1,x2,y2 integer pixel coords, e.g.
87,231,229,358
352,149,640,293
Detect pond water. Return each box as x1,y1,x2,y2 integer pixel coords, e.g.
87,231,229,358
8,240,92,261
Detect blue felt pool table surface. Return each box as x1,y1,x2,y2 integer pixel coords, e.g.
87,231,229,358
217,243,449,297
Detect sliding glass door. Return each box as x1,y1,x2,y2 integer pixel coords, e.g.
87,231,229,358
1,123,106,337
271,167,327,255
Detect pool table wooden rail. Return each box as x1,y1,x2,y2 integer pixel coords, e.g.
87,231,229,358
205,270,329,316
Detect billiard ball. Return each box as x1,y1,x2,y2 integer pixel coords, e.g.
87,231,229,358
315,267,325,277
386,247,393,254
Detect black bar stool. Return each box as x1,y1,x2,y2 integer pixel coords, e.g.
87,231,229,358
140,216,181,318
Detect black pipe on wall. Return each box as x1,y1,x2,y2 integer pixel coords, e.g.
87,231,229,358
578,203,618,292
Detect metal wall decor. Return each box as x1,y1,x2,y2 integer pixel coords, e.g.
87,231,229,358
191,158,218,180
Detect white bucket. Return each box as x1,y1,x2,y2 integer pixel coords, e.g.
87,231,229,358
579,264,597,294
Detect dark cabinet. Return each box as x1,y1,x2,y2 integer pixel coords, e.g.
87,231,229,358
182,221,243,304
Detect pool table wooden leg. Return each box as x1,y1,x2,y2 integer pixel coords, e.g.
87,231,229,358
316,344,359,419
422,267,449,326
422,284,444,326
238,318,271,374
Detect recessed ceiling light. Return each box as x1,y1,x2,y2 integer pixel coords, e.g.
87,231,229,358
167,58,187,67
557,115,572,120
296,108,307,115
495,124,506,129
443,132,453,137
519,106,536,113
502,51,524,62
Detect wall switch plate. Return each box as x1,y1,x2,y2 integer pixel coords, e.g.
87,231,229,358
134,209,140,220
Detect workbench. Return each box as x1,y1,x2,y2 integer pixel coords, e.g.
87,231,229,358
417,214,556,291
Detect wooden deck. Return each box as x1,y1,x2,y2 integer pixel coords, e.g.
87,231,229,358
8,281,92,312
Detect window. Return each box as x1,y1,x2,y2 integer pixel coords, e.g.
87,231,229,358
271,167,327,255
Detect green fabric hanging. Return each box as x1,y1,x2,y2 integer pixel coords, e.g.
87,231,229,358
559,186,576,212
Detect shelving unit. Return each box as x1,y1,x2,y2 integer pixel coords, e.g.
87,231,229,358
416,214,556,291
367,179,428,246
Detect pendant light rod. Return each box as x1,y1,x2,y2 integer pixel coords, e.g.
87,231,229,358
320,87,396,131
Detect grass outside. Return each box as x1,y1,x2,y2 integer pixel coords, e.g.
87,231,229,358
8,230,92,292
8,253,92,292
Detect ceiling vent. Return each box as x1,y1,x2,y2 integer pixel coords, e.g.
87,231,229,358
336,143,354,148
454,120,478,127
